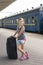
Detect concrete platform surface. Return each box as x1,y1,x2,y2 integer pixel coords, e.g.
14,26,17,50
0,28,43,65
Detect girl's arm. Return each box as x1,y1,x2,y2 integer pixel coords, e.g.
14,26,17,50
13,30,18,36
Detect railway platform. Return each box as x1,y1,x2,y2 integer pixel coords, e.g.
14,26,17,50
0,28,43,65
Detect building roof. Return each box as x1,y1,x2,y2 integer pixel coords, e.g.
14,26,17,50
0,0,16,11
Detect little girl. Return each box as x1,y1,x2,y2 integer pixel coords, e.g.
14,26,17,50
14,18,29,61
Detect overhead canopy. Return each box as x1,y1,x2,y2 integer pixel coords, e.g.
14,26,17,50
0,0,16,11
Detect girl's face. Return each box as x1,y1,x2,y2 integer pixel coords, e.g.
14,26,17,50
18,20,24,27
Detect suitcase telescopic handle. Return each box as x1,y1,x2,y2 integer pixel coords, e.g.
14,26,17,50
11,35,16,39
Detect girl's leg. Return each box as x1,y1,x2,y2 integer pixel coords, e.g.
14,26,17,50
21,43,25,56
17,44,29,60
17,44,25,55
21,44,29,59
17,40,29,60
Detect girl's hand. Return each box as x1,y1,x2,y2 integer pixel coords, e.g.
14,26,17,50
12,34,15,37
15,36,18,39
15,34,18,39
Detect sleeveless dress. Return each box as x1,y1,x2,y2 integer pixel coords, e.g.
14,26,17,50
16,26,26,44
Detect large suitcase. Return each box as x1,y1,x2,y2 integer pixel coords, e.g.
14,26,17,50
6,36,18,59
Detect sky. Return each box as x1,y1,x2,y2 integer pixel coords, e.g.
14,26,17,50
0,0,43,19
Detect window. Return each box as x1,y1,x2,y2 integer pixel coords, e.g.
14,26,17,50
32,17,35,23
3,20,5,25
12,20,13,24
14,20,15,24
16,19,18,23
41,12,43,16
35,15,39,24
5,19,10,24
28,17,30,24
15,19,18,24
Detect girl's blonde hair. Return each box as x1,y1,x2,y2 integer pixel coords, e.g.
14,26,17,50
18,18,24,22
